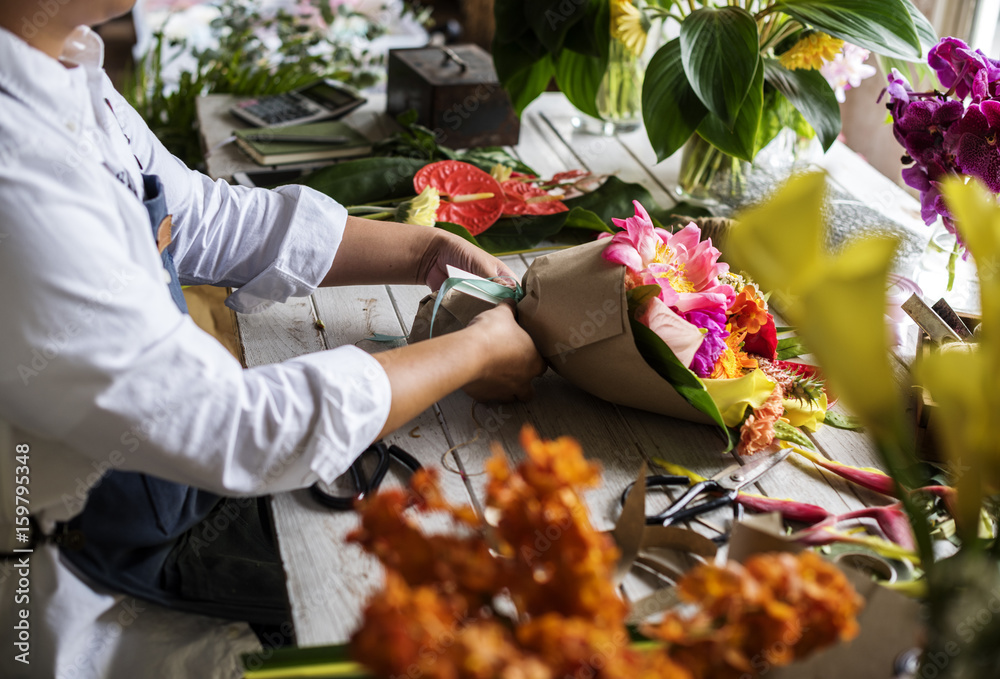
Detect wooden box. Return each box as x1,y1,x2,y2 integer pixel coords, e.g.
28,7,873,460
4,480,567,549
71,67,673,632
386,45,520,149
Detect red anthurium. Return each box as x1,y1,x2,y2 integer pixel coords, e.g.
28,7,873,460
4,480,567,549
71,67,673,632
743,315,777,359
413,161,504,235
500,178,570,216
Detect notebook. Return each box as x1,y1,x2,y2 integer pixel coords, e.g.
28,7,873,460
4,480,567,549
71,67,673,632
234,120,372,166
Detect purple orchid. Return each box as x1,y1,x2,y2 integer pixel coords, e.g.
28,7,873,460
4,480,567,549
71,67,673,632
928,37,1000,102
951,100,1000,193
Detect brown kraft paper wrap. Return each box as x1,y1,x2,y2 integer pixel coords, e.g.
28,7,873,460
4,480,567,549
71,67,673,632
516,239,713,424
408,288,497,343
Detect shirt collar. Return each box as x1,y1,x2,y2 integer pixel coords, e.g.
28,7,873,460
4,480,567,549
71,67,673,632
0,24,105,123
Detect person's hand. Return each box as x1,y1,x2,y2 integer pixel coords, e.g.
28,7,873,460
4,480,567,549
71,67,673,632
418,231,518,291
462,303,546,402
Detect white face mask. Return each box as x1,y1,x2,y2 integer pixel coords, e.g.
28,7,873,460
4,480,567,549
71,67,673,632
60,25,104,68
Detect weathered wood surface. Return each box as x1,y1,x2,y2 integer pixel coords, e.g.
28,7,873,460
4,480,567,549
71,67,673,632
211,92,930,647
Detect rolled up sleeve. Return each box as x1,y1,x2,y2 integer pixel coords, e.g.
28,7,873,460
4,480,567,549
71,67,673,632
103,82,346,314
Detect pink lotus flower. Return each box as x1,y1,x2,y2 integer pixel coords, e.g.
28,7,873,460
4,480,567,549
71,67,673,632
602,201,736,376
602,202,734,311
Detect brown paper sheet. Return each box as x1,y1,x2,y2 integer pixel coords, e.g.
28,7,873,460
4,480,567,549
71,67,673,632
517,240,714,423
408,288,497,343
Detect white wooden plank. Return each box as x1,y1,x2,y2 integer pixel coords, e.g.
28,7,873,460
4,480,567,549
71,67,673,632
237,296,325,367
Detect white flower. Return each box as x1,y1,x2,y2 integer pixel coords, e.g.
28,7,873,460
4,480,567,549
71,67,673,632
819,43,878,103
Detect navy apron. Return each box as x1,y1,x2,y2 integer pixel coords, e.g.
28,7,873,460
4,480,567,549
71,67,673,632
57,175,290,627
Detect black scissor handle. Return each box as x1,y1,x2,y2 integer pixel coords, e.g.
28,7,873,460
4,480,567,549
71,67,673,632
658,482,737,526
619,475,694,526
310,442,423,511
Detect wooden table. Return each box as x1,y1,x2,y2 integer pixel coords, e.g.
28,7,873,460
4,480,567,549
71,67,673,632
197,92,943,647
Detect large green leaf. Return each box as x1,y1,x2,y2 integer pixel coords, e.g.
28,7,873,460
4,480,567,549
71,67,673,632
493,0,529,45
774,0,921,60
494,46,556,115
642,39,709,163
763,59,841,152
631,320,735,450
555,49,608,119
695,57,764,163
553,0,609,118
300,157,427,204
475,176,653,253
680,7,760,128
525,0,590,53
901,0,937,55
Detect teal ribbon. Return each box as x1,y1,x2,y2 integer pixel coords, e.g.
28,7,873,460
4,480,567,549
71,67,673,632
428,276,525,339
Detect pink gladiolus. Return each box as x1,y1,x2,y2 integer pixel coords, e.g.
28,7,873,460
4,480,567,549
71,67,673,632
736,492,832,525
833,504,915,550
793,447,898,497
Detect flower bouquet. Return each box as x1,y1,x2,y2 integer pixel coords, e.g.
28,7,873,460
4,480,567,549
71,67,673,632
517,201,828,454
413,199,830,454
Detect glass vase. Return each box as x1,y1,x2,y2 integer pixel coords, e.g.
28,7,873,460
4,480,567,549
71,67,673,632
675,135,750,207
675,128,813,209
595,39,644,134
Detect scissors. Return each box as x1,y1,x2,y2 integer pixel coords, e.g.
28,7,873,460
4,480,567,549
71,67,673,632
310,441,422,510
620,446,792,526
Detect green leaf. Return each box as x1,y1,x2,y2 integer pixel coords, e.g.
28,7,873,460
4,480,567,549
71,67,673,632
627,284,661,314
563,206,613,232
774,0,922,60
436,221,482,246
773,420,816,449
763,60,841,152
680,7,760,128
301,157,427,204
642,39,709,163
562,0,608,58
494,0,529,45
823,409,866,430
525,0,590,53
476,176,653,253
631,319,735,450
695,57,764,162
776,336,809,360
497,52,556,116
901,0,936,54
555,49,608,120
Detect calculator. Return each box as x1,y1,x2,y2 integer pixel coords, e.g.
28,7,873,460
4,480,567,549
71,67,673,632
231,79,367,128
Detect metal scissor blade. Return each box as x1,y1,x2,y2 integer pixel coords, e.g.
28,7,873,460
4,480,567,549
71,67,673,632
710,445,793,491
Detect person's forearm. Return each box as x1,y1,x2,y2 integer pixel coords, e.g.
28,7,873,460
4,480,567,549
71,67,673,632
321,217,439,287
372,324,489,438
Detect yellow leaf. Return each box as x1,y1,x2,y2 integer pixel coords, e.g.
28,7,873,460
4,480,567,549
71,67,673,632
728,171,827,296
703,368,777,428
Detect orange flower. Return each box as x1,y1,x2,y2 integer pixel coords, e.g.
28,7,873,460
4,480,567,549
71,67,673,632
711,326,759,379
737,386,785,456
727,284,769,334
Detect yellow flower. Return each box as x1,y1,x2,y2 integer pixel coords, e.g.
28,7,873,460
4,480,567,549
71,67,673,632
610,0,647,57
489,163,513,183
403,186,440,226
779,32,844,71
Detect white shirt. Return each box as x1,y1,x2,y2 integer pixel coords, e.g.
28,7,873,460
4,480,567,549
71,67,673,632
0,25,392,678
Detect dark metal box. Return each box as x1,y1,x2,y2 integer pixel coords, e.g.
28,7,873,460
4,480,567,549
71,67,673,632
386,45,520,149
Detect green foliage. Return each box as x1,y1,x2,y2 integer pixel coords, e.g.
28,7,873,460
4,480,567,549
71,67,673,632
123,0,399,167
494,0,933,164
631,319,735,450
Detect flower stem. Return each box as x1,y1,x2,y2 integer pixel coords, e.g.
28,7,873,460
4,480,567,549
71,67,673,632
946,240,960,292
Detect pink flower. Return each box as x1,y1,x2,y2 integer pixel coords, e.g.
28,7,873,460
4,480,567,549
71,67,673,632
635,297,705,368
602,201,735,313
